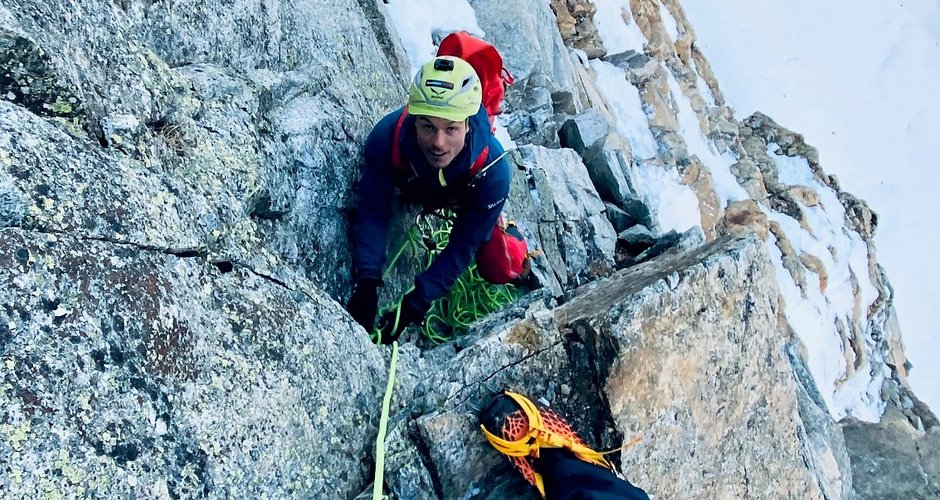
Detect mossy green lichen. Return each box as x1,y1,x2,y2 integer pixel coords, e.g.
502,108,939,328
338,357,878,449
48,99,72,115
52,116,85,137
9,466,23,484
6,419,32,451
40,477,65,500
54,450,86,485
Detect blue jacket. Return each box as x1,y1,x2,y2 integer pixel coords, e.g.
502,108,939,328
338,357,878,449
353,105,511,311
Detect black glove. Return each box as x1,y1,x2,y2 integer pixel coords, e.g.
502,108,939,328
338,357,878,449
376,295,427,344
347,278,382,331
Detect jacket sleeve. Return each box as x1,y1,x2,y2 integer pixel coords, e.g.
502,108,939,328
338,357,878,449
408,141,511,311
352,112,400,281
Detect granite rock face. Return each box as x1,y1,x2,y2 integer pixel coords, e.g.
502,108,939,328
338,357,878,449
0,0,404,301
378,235,858,499
549,0,606,59
560,235,835,499
843,405,940,499
0,1,398,497
0,228,385,498
504,145,617,292
565,0,909,428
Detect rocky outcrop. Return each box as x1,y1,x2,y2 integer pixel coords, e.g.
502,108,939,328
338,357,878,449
505,145,617,293
734,112,898,412
375,235,855,498
0,1,400,497
545,1,927,496
559,110,644,218
0,0,404,302
562,235,843,498
549,0,606,59
0,27,84,124
548,0,902,424
718,199,770,239
0,228,385,498
472,0,583,146
843,405,940,498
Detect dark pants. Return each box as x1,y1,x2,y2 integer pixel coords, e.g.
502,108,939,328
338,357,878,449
534,449,650,500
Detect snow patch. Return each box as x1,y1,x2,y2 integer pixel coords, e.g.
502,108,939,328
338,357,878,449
658,2,680,42
666,72,748,208
385,0,484,75
682,0,940,412
630,162,701,235
690,58,717,107
762,147,884,421
593,0,648,54
494,116,517,150
590,60,658,159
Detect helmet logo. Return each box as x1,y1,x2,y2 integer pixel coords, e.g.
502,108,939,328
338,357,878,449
425,79,455,90
408,56,481,121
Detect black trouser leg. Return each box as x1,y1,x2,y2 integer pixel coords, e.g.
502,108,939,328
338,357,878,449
533,448,650,500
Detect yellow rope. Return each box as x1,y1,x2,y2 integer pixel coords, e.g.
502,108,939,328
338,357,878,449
372,340,399,500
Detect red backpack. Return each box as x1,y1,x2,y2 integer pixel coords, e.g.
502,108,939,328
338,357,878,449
438,31,515,128
476,216,528,284
390,32,515,177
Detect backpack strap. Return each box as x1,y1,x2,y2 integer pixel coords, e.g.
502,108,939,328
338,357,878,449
470,145,490,176
466,147,514,192
501,67,515,87
459,144,492,194
390,109,410,175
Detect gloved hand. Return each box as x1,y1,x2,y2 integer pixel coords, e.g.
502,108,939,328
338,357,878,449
376,295,428,344
347,278,382,332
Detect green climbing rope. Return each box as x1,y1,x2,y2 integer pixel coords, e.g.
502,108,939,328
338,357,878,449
370,211,518,344
371,297,406,499
415,211,519,343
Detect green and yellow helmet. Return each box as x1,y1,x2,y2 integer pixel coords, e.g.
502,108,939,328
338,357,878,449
408,56,482,122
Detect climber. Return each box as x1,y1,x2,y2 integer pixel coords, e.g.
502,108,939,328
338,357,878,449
347,55,524,343
480,390,651,499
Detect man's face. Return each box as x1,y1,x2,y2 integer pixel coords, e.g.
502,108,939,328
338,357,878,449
415,115,469,169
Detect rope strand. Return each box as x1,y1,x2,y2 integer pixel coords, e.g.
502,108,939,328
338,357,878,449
371,340,399,500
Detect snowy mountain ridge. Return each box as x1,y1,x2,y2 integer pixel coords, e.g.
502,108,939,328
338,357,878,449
561,0,898,423
385,0,912,423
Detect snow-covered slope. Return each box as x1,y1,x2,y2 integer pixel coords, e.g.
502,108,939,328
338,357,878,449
681,0,940,414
